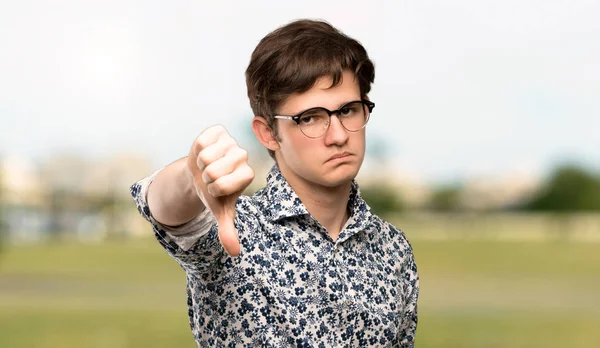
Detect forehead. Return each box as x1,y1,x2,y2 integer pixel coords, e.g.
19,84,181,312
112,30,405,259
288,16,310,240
279,70,361,114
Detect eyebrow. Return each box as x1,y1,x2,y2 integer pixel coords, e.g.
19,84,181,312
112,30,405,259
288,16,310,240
284,99,362,116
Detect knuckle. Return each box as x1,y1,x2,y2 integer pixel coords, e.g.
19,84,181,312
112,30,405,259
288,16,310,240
215,127,230,140
204,125,224,137
238,148,249,161
196,151,211,168
213,180,228,195
222,137,237,150
206,183,220,197
194,135,211,151
223,143,236,155
216,129,237,144
203,165,218,182
197,125,227,149
229,146,247,161
243,165,255,181
212,124,226,133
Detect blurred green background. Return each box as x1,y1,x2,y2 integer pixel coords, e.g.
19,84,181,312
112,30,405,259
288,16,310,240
1,215,600,347
1,158,599,347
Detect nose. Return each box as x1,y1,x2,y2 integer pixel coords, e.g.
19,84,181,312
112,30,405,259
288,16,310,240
323,115,349,146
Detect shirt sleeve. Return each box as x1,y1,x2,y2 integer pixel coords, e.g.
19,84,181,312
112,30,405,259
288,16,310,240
129,168,225,276
397,249,419,347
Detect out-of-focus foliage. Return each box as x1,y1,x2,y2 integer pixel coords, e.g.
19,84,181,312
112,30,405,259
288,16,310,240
525,165,600,211
428,185,462,212
0,169,5,253
360,184,404,216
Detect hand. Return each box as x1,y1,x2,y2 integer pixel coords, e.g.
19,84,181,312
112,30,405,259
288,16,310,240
187,125,254,256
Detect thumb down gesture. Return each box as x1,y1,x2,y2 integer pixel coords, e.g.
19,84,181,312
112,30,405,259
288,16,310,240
187,125,255,257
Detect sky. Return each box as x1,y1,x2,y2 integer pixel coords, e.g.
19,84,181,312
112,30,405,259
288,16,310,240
0,0,598,184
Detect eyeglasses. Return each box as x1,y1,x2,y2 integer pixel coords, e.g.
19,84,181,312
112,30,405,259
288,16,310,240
274,99,375,139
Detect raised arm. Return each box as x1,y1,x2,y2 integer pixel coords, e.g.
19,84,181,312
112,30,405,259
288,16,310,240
145,125,254,256
147,156,204,227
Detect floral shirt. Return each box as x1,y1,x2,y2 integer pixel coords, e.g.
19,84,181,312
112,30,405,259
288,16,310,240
130,165,419,347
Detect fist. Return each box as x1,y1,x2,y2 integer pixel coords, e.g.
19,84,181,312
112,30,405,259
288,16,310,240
187,125,254,256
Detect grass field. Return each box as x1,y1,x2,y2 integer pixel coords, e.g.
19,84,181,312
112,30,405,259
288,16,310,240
0,236,599,347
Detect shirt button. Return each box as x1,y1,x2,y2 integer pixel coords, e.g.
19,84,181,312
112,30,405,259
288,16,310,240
345,299,352,306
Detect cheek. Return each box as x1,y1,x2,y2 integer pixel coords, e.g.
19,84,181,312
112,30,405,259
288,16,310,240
360,134,366,150
287,136,321,161
350,131,366,149
280,127,317,155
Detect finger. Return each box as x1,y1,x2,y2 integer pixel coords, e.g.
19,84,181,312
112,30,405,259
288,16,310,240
191,125,230,163
202,147,248,184
196,137,237,171
217,210,240,257
206,164,254,197
196,125,228,150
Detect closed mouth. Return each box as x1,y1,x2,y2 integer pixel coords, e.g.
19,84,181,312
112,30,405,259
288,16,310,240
327,152,352,162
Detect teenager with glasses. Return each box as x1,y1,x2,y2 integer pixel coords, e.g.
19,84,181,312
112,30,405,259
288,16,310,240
131,19,419,347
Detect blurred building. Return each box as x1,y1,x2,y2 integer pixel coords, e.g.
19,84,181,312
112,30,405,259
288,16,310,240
357,160,432,209
0,153,155,243
459,170,542,211
0,156,47,242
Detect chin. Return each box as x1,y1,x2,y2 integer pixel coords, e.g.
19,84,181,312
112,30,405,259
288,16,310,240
320,164,359,187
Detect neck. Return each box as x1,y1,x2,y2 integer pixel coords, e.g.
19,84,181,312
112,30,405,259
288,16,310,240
279,165,352,241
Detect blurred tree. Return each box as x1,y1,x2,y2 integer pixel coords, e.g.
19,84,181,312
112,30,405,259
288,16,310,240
526,165,600,211
0,169,4,255
46,188,69,240
428,185,462,212
360,184,404,217
524,164,600,239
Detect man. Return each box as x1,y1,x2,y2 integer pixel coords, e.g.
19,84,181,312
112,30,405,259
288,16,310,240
131,19,418,347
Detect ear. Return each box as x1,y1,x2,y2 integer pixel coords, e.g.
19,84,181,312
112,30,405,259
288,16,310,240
252,116,280,152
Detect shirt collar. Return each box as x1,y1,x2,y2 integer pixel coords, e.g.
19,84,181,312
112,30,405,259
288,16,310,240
258,164,374,230
259,164,310,221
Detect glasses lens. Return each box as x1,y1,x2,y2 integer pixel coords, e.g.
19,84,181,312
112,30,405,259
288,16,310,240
298,108,330,138
339,102,369,131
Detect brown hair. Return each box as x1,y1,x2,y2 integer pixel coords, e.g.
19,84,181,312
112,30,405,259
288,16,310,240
245,19,375,159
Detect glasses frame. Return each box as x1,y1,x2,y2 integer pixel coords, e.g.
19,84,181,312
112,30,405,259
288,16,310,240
273,99,375,138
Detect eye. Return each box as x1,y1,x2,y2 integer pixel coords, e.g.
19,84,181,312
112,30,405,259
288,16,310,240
298,109,326,124
340,107,353,116
299,115,314,124
340,103,363,117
